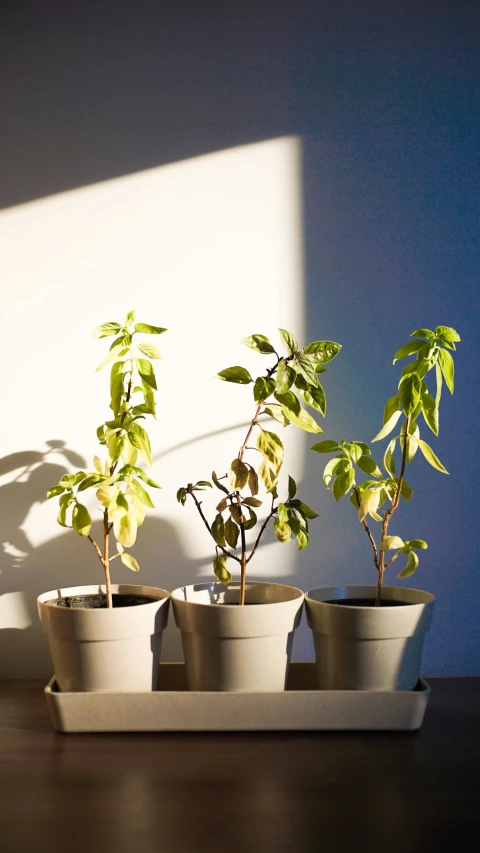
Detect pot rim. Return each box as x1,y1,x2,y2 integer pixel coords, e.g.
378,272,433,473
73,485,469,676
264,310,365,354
38,583,170,611
171,581,304,608
305,585,435,609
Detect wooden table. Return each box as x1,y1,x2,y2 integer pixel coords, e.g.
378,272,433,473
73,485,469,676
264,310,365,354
0,679,478,852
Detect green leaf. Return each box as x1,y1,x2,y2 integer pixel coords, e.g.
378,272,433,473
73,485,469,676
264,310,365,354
357,455,382,477
274,519,291,543
275,360,296,394
77,474,103,492
124,310,136,326
397,551,419,579
437,347,454,394
57,494,74,527
176,487,187,505
398,372,422,416
383,395,400,424
72,503,92,537
435,326,461,342
380,535,405,551
216,497,229,513
229,458,249,490
398,479,413,501
422,393,439,435
322,456,348,487
121,553,140,571
128,423,152,466
243,497,263,507
213,554,231,584
263,405,290,426
333,468,355,501
109,333,131,351
295,354,319,387
417,439,449,474
372,410,403,443
241,334,275,354
132,479,155,508
256,429,284,469
410,328,435,339
288,475,297,499
242,507,257,530
134,323,167,335
295,527,308,551
311,439,341,454
275,391,322,433
303,341,341,364
137,358,157,390
383,439,396,476
138,343,162,359
134,469,161,489
93,322,122,339
407,539,428,549
196,480,212,488
278,328,298,355
295,501,318,519
211,514,226,547
295,375,326,415
47,485,65,499
114,510,137,547
109,362,126,416
225,517,239,548
96,345,127,372
393,340,425,363
217,366,253,384
277,502,289,524
247,468,259,496
258,458,278,492
358,486,383,522
435,361,443,407
254,376,276,404
212,471,229,494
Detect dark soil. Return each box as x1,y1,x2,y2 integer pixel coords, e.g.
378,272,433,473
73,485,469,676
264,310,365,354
48,593,158,609
323,598,410,607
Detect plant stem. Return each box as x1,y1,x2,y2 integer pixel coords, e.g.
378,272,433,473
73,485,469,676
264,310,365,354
375,414,411,606
103,509,112,608
189,489,241,563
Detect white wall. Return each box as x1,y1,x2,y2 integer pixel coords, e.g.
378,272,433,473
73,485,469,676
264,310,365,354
0,137,308,676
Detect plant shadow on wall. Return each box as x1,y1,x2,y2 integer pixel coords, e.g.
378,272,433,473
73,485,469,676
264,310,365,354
0,440,192,678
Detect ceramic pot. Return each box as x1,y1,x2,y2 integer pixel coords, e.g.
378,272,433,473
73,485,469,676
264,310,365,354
305,585,435,691
38,583,170,693
171,581,304,692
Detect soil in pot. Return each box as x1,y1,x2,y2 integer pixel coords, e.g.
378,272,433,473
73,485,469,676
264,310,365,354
324,598,410,607
50,593,159,609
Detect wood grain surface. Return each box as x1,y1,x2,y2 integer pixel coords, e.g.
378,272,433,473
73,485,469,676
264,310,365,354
0,679,478,853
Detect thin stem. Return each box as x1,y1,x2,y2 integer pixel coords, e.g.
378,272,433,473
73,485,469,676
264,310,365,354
375,414,411,606
189,489,241,563
236,491,247,605
103,509,112,608
247,495,277,564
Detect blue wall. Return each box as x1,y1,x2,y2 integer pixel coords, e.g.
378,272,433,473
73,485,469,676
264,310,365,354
1,0,478,674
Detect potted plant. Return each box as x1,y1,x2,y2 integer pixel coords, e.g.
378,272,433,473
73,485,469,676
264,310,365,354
307,325,461,690
173,329,341,691
37,311,171,693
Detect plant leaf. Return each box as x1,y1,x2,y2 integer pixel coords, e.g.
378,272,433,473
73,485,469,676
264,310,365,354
229,459,249,490
383,439,396,476
93,322,122,339
383,395,400,424
288,475,297,499
417,439,449,474
278,328,298,355
397,550,419,579
217,366,253,384
72,503,92,537
241,334,274,354
275,391,322,433
254,376,276,404
372,410,403,442
137,358,157,390
212,471,230,494
393,340,425,363
128,423,152,466
275,360,296,394
398,373,422,416
213,554,231,584
303,341,341,363
121,553,140,571
410,328,435,339
138,343,162,359
437,347,455,394
114,511,137,547
211,514,226,547
357,455,382,477
435,326,461,342
421,393,439,435
380,535,405,550
311,439,341,453
225,516,239,548
333,468,354,501
256,429,284,469
134,323,167,334
47,485,65,499
247,468,259,496
274,519,291,542
132,479,155,507
295,375,326,415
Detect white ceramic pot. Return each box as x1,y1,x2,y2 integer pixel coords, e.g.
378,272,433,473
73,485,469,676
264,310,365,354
171,582,304,692
38,583,170,693
305,585,435,691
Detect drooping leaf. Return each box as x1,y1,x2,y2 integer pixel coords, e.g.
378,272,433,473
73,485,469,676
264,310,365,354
356,455,382,477
72,503,92,537
225,516,239,548
437,347,455,394
417,439,449,474
275,360,295,394
258,458,278,492
128,423,152,466
275,391,322,433
132,479,155,508
243,497,263,507
212,471,229,494
241,334,275,354
213,554,231,583
407,539,428,549
322,456,348,487
137,358,157,390
254,376,276,404
134,323,167,335
121,553,140,571
383,439,396,476
217,366,253,384
397,550,419,579
358,486,383,522
278,328,298,355
274,519,291,542
247,468,259,496
295,374,327,415
211,514,226,547
333,468,355,501
256,429,284,469
96,345,127,373
176,487,187,505
229,458,249,490
421,393,439,435
288,475,297,499
383,395,400,424
242,507,257,530
277,502,289,524
114,510,137,547
216,497,228,513
293,500,319,519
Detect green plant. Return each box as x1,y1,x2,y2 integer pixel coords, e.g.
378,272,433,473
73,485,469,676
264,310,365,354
177,330,341,605
311,325,461,606
47,311,166,607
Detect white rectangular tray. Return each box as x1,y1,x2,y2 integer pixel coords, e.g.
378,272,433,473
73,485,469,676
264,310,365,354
45,663,430,733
